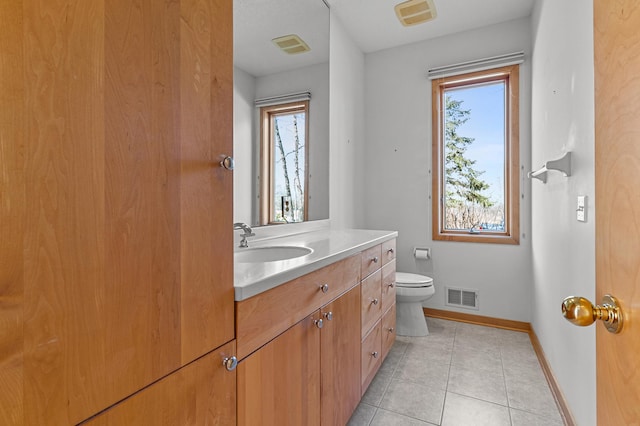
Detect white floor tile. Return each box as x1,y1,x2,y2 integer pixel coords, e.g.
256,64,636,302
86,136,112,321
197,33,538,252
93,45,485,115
352,317,564,426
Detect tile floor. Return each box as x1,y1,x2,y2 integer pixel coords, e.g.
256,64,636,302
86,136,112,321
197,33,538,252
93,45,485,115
348,317,564,426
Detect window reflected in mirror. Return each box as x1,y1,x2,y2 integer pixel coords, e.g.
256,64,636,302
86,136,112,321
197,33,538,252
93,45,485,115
260,101,309,224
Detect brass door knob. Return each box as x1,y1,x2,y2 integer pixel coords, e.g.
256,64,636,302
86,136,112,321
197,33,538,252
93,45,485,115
561,294,623,334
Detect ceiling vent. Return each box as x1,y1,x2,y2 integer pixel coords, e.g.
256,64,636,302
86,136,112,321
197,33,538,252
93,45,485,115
395,0,437,27
272,34,310,55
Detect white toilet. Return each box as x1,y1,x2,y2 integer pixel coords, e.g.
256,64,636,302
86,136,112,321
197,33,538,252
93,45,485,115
395,272,435,336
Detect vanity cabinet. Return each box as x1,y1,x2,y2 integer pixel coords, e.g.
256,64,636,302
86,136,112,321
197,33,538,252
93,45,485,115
360,240,397,395
237,284,362,426
236,255,363,425
235,238,397,424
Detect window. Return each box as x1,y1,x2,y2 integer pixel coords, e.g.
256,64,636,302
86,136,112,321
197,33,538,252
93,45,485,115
260,101,309,224
431,65,519,244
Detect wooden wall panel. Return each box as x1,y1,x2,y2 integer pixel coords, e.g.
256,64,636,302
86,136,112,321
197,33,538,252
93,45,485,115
0,0,25,423
103,0,181,404
23,0,107,423
10,0,234,423
179,0,234,364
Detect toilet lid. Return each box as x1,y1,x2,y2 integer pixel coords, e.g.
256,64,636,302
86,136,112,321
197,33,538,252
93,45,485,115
396,272,433,288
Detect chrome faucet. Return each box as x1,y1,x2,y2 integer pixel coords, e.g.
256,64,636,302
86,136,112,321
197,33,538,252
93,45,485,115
233,222,255,248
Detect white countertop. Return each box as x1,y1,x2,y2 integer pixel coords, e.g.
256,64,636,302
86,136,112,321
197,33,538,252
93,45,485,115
234,228,398,301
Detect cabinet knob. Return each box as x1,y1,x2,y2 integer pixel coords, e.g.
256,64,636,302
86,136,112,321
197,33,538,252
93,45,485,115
220,156,234,170
371,256,379,264
388,282,395,288
371,351,379,359
388,327,394,333
387,248,394,254
320,284,329,293
314,318,324,329
371,298,379,306
323,311,333,321
222,356,238,372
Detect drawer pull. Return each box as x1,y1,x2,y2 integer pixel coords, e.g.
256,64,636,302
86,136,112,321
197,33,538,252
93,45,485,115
371,256,379,264
371,351,379,359
388,327,395,333
314,319,324,329
388,282,395,288
320,284,329,293
323,311,333,321
222,356,238,372
387,248,394,254
372,298,379,306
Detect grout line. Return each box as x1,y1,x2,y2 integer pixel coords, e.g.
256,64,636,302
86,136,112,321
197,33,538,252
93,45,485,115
498,341,514,425
439,320,459,425
367,407,378,426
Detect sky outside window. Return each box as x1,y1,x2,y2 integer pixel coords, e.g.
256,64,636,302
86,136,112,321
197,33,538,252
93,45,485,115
445,81,506,208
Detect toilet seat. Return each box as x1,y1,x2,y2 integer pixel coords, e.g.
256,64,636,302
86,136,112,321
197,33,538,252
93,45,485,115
396,272,433,288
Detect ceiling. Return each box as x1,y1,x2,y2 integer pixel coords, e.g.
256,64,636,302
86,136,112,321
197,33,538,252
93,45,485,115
327,0,536,53
234,0,536,77
234,0,330,77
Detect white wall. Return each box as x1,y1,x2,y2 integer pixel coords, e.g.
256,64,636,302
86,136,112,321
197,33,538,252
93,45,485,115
362,19,533,322
233,66,256,225
329,12,366,228
530,1,596,424
232,62,330,225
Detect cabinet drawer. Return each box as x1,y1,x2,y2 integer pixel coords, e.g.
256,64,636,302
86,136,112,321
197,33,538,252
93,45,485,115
361,244,382,279
361,271,382,338
381,259,396,313
381,304,396,360
236,255,360,360
381,239,396,265
361,321,382,395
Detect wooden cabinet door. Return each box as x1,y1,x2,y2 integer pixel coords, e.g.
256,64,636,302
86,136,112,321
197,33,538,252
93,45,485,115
320,286,361,426
238,313,321,426
83,341,236,426
1,0,234,423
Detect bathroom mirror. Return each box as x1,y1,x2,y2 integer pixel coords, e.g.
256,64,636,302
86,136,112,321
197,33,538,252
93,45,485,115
233,0,330,226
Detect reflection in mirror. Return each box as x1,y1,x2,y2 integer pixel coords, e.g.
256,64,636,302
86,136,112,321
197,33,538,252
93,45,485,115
233,0,330,227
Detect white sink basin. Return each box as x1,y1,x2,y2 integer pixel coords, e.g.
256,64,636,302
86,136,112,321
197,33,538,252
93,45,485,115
235,246,313,263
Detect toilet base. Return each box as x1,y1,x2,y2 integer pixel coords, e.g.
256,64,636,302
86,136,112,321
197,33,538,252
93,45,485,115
396,301,429,336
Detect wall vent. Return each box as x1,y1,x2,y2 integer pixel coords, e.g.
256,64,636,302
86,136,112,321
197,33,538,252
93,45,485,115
446,287,479,310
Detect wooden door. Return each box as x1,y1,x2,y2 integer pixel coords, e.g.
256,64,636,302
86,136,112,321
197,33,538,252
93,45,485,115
237,313,321,426
594,0,640,423
320,285,361,426
82,341,236,425
0,0,234,424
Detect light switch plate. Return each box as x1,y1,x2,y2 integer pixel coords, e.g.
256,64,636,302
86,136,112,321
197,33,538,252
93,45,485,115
577,195,587,222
